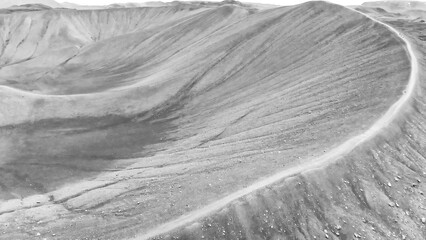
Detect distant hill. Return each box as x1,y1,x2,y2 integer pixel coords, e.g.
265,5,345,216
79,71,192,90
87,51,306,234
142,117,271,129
0,3,53,13
9,3,52,9
362,1,426,11
0,0,61,8
106,1,249,9
362,1,426,20
104,2,176,9
0,0,277,10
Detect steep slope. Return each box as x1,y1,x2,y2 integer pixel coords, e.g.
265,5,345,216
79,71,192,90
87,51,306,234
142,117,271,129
0,1,414,240
0,5,211,67
150,16,426,240
140,8,426,240
0,5,251,94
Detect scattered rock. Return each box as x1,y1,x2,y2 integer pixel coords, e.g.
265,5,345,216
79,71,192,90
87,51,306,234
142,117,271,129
421,217,426,224
387,182,392,187
389,202,396,207
354,232,362,238
336,225,342,230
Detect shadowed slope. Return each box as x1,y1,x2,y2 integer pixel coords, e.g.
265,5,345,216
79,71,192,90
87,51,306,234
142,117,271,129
0,5,251,95
0,5,210,66
0,1,413,239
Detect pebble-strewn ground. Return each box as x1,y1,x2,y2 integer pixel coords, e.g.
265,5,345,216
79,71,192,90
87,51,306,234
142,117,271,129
151,5,426,240
0,1,415,239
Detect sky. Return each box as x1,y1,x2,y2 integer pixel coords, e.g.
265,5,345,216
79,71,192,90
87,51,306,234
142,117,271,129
57,0,369,6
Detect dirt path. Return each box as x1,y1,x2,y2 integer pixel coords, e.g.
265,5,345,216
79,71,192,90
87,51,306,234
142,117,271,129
132,8,419,240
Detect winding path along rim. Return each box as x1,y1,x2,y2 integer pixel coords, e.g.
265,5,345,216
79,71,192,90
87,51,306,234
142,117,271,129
132,5,419,240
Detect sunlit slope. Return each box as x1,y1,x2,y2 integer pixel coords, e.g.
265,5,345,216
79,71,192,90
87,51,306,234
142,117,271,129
162,19,426,240
0,1,412,240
